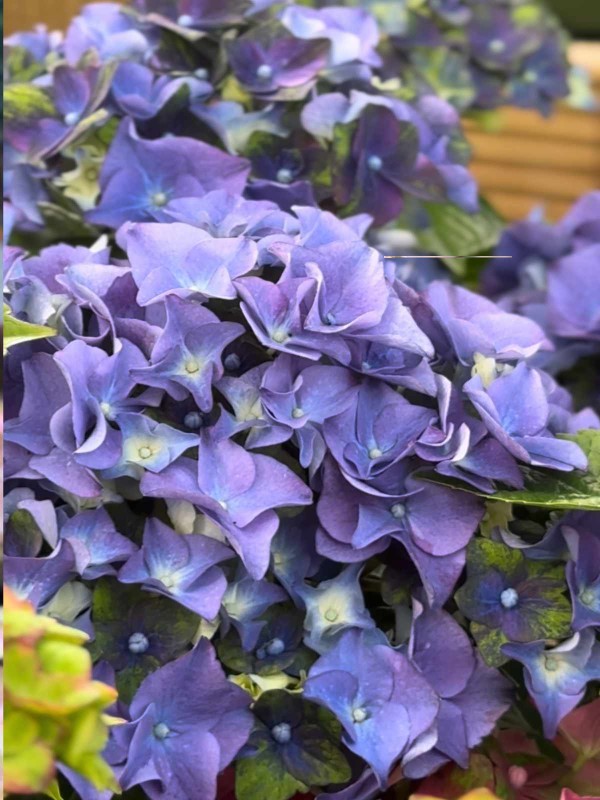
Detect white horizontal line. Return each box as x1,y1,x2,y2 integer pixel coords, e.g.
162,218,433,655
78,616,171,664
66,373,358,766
383,255,513,259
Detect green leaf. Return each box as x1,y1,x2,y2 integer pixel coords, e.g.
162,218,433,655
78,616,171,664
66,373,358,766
4,83,55,121
416,197,504,275
5,46,46,82
45,779,64,800
4,305,56,353
422,429,600,511
236,742,308,800
38,202,100,242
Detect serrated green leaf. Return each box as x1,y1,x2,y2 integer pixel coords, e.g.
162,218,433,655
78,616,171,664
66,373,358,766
4,306,56,353
416,198,504,275
421,429,600,510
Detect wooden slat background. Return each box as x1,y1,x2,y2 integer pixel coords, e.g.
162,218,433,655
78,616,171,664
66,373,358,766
5,1,600,221
466,42,600,221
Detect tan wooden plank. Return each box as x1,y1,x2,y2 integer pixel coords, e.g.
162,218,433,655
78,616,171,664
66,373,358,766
471,162,596,200
468,132,600,173
4,0,109,34
486,191,573,222
465,108,600,145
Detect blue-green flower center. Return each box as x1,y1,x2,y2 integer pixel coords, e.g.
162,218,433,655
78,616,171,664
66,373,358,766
265,638,285,656
367,155,383,171
271,722,292,744
390,503,406,520
500,588,519,609
488,39,506,53
138,446,153,460
151,191,168,208
184,358,200,374
352,707,368,723
195,68,209,80
277,168,294,184
368,447,383,460
128,632,150,654
580,588,595,606
256,638,285,660
271,329,289,344
324,608,339,622
64,111,80,126
153,722,171,740
184,412,204,429
177,14,194,26
256,64,273,80
224,353,241,371
544,655,559,672
292,407,305,419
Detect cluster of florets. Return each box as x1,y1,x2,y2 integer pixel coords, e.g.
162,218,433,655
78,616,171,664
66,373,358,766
482,191,600,381
5,0,570,242
4,3,598,800
373,0,570,115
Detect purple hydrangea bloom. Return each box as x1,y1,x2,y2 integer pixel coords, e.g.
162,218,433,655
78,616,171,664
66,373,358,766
322,381,434,482
227,22,329,100
129,296,244,410
64,2,150,64
133,0,268,30
456,538,572,667
102,412,200,478
59,507,138,579
316,458,483,606
4,540,76,609
301,91,477,225
119,518,232,618
280,5,382,70
141,427,312,578
464,363,588,471
51,338,151,471
503,631,600,737
304,629,439,785
116,640,253,799
257,354,360,471
236,273,347,362
221,572,288,650
111,61,212,120
5,352,70,457
296,564,375,654
561,513,600,631
87,121,250,228
424,281,550,364
119,221,257,304
5,65,112,160
415,375,525,493
403,604,512,778
547,245,600,342
162,190,291,239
